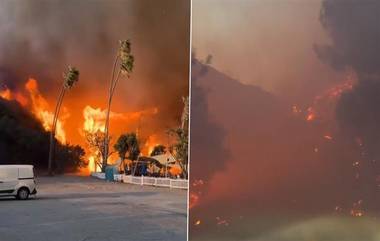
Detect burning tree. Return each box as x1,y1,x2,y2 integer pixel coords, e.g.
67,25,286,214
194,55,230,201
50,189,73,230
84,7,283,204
84,130,109,172
48,66,79,175
104,40,134,171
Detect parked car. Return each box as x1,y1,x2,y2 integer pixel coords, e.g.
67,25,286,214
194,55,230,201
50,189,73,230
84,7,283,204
0,165,37,200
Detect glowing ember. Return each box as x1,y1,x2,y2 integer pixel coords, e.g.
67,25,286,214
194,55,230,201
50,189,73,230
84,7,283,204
304,76,354,122
350,200,364,217
192,179,205,187
216,217,229,226
194,220,201,226
0,88,11,100
350,209,363,217
334,206,343,213
324,135,333,140
292,105,302,114
189,192,200,209
306,108,316,121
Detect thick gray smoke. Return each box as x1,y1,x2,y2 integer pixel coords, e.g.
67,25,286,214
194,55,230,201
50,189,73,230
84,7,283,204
316,0,380,209
0,0,190,126
190,58,229,181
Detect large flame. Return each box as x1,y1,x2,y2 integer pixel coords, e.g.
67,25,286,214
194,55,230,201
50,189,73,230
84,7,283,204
2,77,168,174
1,78,67,143
0,87,28,106
25,78,67,143
81,105,160,173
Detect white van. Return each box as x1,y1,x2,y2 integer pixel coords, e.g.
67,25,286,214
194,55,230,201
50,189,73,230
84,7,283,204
0,165,37,200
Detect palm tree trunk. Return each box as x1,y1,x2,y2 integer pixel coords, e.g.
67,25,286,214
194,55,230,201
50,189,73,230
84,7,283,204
110,70,121,97
48,86,65,175
52,90,66,171
132,159,139,176
103,55,119,171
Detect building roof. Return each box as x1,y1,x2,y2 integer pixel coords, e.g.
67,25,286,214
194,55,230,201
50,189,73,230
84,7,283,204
150,153,177,165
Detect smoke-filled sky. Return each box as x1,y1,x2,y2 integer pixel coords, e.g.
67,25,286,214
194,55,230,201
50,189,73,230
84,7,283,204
0,0,190,147
193,0,345,103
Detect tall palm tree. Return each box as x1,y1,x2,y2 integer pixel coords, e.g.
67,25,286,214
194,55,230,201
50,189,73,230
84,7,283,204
48,66,79,175
103,40,134,171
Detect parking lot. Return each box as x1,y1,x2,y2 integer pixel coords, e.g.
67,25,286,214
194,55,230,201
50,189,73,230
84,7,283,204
0,175,187,241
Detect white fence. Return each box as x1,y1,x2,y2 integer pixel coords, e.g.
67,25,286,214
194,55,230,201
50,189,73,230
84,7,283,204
91,172,105,180
91,172,188,190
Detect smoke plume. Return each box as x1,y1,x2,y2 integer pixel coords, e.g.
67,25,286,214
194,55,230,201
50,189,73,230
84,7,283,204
316,0,380,209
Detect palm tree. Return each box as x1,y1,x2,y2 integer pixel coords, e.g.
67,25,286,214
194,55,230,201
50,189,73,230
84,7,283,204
103,40,134,171
168,96,189,178
48,66,79,175
114,132,140,173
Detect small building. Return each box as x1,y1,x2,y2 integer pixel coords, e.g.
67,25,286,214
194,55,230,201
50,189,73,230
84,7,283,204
150,153,183,177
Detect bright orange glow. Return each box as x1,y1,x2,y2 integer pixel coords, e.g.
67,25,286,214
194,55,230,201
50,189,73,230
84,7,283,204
0,88,28,106
304,76,354,122
81,105,160,173
25,78,67,143
169,165,182,176
14,92,28,106
0,88,11,100
145,134,158,156
306,112,315,121
2,78,166,175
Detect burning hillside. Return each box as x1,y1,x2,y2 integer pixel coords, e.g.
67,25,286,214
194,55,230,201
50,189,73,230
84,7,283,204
189,58,379,237
0,77,175,173
0,0,190,173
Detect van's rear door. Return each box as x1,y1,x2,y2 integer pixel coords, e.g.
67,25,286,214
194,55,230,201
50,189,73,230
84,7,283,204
0,167,18,193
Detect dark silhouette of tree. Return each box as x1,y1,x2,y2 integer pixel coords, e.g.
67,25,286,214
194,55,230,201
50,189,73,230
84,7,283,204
48,66,79,175
104,40,134,171
114,132,140,161
0,98,85,172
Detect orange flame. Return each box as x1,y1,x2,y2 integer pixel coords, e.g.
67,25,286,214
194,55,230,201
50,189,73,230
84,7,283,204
81,105,159,173
190,192,200,209
305,75,354,122
3,78,164,175
0,87,28,106
0,88,11,100
25,78,67,143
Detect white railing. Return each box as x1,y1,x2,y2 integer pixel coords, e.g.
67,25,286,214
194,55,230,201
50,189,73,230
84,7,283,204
122,175,188,189
91,172,188,189
91,172,105,180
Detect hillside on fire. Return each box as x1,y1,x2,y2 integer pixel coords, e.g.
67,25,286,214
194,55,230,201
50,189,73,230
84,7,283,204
190,58,379,236
0,97,85,172
0,0,190,175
